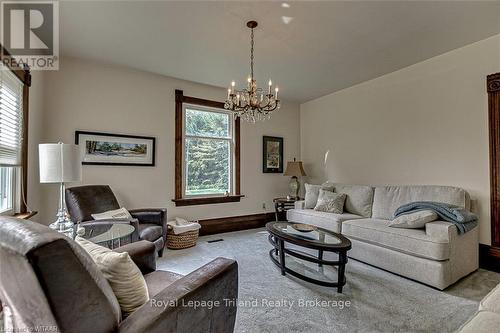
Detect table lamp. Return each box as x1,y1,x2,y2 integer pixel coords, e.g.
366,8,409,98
283,158,307,199
39,143,82,238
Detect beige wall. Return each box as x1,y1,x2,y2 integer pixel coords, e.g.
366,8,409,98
36,57,300,224
300,34,500,245
30,34,500,244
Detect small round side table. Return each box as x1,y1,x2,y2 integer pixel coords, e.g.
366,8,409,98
273,197,303,221
79,223,136,249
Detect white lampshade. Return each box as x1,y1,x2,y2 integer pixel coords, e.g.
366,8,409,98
39,143,82,183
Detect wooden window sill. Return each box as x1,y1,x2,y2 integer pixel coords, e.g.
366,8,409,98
172,195,244,207
14,211,38,219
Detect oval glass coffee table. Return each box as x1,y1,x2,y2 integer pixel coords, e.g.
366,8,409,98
78,223,136,249
266,221,351,293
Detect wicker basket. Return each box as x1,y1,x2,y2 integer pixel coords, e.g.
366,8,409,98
166,227,199,250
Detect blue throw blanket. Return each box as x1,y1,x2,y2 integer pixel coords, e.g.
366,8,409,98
394,201,478,234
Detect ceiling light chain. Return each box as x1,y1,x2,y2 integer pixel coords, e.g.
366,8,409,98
250,24,254,80
224,20,281,123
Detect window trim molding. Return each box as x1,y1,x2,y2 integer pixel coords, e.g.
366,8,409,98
0,167,17,215
0,44,31,214
182,103,234,198
0,45,32,86
173,89,242,207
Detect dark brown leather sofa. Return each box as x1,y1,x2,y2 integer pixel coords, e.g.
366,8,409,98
0,217,238,333
65,185,167,256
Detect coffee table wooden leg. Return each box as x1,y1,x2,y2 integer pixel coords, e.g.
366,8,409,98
278,239,286,276
318,249,323,267
337,251,347,293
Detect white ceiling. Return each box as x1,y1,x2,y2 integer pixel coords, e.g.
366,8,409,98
60,1,500,103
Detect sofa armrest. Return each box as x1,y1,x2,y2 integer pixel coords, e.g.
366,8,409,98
129,209,167,246
425,221,457,241
115,240,156,274
129,209,167,227
119,257,238,333
294,200,305,210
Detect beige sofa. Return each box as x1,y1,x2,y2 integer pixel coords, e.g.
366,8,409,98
287,183,479,290
458,283,500,332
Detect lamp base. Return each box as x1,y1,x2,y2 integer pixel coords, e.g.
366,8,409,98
289,176,300,199
49,216,74,239
49,182,74,238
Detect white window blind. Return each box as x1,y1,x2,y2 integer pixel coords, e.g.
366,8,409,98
0,64,23,167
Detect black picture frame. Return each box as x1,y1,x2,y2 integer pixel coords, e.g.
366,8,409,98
75,131,156,166
263,136,284,173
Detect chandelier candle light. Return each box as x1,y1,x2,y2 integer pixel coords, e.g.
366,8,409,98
224,21,281,122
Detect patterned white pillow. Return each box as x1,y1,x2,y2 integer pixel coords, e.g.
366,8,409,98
314,190,347,214
92,207,132,220
304,183,334,209
388,210,438,229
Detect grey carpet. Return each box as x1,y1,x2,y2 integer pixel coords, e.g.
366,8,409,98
158,228,500,333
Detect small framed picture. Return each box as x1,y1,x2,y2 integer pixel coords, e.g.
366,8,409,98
75,131,155,166
263,136,284,173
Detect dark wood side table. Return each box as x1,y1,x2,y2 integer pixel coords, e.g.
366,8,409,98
273,197,302,221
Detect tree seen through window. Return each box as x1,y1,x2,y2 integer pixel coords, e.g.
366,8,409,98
184,108,232,196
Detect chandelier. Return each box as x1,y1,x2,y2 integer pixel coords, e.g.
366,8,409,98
224,21,280,122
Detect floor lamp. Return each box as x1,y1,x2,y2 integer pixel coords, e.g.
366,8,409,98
39,143,82,238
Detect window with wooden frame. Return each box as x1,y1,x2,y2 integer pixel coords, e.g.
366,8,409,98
173,90,242,206
0,45,31,216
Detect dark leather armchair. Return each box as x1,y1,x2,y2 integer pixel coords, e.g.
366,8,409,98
65,185,167,256
0,217,238,333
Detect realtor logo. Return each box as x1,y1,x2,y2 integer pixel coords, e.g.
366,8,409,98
0,1,59,70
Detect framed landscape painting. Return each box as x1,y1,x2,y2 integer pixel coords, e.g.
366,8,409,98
75,131,155,166
263,136,283,173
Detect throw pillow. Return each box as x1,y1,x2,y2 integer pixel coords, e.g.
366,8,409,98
92,207,132,220
75,237,149,317
304,183,334,209
314,190,347,214
388,210,438,229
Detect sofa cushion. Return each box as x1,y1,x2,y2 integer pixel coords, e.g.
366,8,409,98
342,218,450,260
458,311,500,333
480,283,500,314
324,183,374,217
372,185,470,220
92,207,133,220
286,209,363,233
388,210,438,229
304,183,334,209
75,237,149,317
314,190,346,213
